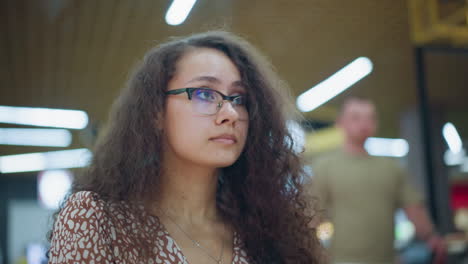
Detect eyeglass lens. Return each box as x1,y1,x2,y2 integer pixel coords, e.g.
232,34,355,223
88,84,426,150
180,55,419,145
190,88,248,120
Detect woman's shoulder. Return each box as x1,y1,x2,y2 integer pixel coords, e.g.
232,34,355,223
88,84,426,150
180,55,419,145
62,190,105,212
68,190,102,201
62,191,161,230
50,192,116,262
55,191,112,229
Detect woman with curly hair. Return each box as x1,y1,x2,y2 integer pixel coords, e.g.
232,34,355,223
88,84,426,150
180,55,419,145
48,30,323,264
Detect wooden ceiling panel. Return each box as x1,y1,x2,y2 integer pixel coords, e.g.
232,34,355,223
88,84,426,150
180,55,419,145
55,3,77,107
5,1,27,104
0,2,13,102
93,1,139,120
67,0,98,112
82,0,116,109
41,3,57,108
25,0,44,105
118,0,157,67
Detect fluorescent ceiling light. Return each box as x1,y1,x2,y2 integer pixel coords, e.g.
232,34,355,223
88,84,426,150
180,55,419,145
165,0,197,26
364,137,409,157
0,148,92,173
0,128,72,147
444,149,465,166
0,105,88,129
297,57,373,112
443,122,463,153
38,170,72,210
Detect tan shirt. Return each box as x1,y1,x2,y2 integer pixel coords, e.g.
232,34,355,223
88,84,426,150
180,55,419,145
307,149,422,263
49,191,250,264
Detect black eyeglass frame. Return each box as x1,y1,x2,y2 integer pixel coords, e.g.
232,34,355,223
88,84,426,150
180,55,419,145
165,87,245,101
165,87,248,111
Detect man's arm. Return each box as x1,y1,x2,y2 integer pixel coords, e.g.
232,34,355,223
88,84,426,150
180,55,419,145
404,203,436,240
395,160,446,263
404,203,446,264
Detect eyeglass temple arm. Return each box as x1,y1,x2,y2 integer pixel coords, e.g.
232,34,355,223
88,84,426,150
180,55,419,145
165,88,188,95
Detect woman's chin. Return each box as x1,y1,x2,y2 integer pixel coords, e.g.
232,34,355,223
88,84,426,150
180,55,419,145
203,156,239,169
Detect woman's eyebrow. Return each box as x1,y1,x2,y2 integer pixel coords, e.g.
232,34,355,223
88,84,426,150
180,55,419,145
186,76,220,85
232,80,245,88
186,76,245,88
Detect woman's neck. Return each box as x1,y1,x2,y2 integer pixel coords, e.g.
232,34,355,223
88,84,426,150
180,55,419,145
155,162,220,225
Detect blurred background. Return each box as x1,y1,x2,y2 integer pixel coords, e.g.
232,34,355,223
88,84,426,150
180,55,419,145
0,0,467,263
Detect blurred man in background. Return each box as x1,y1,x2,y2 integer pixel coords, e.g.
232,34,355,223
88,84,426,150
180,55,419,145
306,97,445,264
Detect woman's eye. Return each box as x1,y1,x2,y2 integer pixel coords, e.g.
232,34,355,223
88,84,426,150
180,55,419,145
195,89,216,101
233,96,246,106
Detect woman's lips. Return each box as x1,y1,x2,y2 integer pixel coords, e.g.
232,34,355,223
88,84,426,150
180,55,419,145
210,134,237,144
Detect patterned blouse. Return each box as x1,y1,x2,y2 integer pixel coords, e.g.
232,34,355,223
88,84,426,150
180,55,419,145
49,191,250,264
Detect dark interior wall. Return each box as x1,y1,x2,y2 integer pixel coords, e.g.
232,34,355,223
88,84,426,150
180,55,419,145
0,173,37,264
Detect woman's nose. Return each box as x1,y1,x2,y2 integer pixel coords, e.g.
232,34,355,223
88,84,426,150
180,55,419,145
215,100,239,125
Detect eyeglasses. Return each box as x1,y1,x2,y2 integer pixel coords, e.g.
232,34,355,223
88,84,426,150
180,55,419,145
165,87,249,120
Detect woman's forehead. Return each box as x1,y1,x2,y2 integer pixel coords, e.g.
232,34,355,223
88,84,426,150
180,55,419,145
172,48,243,86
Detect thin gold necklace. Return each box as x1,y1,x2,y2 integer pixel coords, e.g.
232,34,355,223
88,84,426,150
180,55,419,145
162,211,225,264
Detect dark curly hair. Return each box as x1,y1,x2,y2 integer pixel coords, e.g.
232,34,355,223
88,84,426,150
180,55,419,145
51,31,323,263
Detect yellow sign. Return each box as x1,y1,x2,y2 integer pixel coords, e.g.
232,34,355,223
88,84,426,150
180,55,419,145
408,0,468,46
